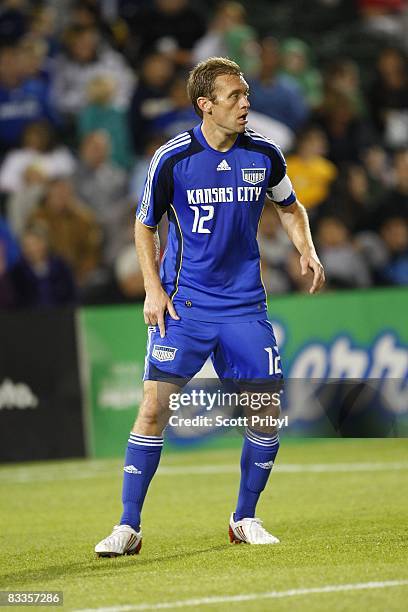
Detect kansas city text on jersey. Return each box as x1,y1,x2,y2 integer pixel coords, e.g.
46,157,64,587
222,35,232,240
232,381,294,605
187,186,263,204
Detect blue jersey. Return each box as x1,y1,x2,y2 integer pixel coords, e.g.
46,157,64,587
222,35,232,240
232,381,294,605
136,123,296,322
0,79,58,149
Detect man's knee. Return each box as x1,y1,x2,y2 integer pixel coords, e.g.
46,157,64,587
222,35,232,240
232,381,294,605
136,390,163,427
133,381,180,433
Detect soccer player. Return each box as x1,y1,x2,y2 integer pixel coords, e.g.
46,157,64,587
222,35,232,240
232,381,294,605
95,57,325,556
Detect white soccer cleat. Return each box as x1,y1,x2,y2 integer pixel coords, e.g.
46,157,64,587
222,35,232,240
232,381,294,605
229,513,280,545
95,524,142,557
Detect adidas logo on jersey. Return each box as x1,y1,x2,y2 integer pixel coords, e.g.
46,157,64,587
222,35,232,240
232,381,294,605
254,460,274,470
124,465,142,474
217,159,231,171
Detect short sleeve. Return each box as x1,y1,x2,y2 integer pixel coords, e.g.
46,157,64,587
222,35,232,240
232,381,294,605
266,145,296,207
136,157,172,227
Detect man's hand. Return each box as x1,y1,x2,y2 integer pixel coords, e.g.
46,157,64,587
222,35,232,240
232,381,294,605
144,285,180,338
274,201,325,294
300,251,325,294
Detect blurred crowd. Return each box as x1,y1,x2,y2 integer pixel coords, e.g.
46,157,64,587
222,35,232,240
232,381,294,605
0,0,407,309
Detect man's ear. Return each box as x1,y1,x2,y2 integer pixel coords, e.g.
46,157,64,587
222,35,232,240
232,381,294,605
197,96,212,115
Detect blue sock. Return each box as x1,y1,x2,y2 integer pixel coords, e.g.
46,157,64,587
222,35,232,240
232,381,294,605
120,433,163,531
235,428,280,521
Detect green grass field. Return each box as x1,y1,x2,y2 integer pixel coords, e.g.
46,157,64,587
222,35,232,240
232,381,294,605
0,439,407,611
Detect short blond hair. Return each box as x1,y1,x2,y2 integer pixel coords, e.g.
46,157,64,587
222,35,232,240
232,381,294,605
187,57,242,118
86,75,116,104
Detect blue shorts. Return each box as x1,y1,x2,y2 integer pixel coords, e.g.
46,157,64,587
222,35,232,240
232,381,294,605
143,317,283,387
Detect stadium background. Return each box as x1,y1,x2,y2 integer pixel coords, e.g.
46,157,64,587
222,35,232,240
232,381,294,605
0,2,407,610
0,0,407,461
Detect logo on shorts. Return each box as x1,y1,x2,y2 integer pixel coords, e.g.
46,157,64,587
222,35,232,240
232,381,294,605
242,168,266,185
152,345,178,362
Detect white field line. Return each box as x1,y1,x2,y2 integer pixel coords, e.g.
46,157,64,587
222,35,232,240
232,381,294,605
0,461,407,484
73,580,408,612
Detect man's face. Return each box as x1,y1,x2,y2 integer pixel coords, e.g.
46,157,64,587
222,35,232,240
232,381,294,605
204,74,250,134
70,30,98,63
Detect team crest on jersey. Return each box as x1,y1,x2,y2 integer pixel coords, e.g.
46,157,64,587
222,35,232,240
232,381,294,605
152,345,178,362
241,168,266,185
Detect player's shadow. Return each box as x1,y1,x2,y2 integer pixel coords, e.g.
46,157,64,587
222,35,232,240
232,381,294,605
1,544,228,586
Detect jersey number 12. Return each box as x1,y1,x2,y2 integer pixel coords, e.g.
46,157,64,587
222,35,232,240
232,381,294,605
190,205,214,233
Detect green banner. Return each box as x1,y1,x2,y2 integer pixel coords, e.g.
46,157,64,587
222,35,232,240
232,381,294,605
267,287,408,376
79,288,408,457
79,306,146,458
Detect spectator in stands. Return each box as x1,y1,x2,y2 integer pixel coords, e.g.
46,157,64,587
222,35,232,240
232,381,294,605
53,24,134,119
354,230,389,286
375,148,408,225
152,75,197,139
362,144,392,191
73,131,128,264
369,47,408,148
74,131,127,219
28,177,102,286
258,204,292,294
128,52,174,154
280,38,323,108
69,0,124,53
18,36,51,88
326,164,379,232
0,44,58,154
249,36,309,132
27,4,59,57
378,216,408,285
286,126,337,213
78,75,133,170
193,2,259,75
126,0,205,67
314,90,371,164
114,244,145,302
316,216,371,288
130,134,167,202
80,208,145,305
5,157,48,239
0,0,405,306
324,59,367,118
102,200,137,269
8,223,76,308
0,120,75,193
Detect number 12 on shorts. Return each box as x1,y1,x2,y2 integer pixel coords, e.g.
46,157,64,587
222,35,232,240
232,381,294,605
264,346,282,376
